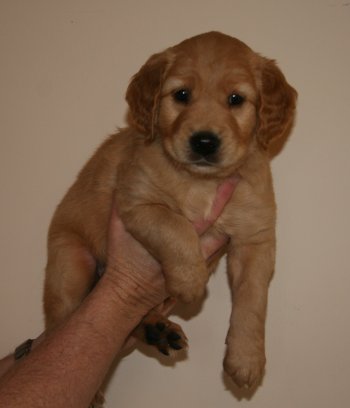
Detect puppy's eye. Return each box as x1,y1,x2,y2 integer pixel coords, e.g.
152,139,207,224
228,93,245,107
173,89,191,104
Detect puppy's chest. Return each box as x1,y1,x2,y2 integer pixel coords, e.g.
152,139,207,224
181,185,217,223
168,180,275,240
118,152,273,239
164,182,245,236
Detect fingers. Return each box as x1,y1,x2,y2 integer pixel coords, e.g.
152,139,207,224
209,175,240,223
194,175,239,235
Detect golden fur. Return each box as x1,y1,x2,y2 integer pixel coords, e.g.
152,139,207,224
44,31,297,389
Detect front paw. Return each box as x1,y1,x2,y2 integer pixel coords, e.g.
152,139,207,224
166,262,208,303
224,347,265,389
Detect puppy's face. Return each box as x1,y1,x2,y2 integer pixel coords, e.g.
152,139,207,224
126,32,297,177
158,39,259,176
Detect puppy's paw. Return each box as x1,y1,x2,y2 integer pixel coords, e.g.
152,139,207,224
144,318,188,356
224,348,265,389
166,262,208,303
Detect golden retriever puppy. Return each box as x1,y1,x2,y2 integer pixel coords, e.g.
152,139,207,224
44,31,297,391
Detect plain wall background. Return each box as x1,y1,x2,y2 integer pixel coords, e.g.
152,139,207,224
1,1,349,407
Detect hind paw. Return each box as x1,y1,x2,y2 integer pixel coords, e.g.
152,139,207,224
144,319,187,355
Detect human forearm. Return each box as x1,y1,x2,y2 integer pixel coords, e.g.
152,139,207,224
0,177,237,407
0,354,14,379
0,274,145,408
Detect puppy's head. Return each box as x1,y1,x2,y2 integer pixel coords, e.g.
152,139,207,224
126,32,297,176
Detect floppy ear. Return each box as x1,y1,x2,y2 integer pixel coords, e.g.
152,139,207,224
257,59,297,149
125,51,170,140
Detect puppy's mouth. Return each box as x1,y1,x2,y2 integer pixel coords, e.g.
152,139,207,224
189,155,218,167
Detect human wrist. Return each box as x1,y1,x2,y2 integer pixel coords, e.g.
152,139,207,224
98,270,162,321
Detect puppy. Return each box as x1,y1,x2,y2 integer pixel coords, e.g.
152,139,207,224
44,31,297,393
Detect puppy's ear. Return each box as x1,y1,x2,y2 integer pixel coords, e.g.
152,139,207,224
257,59,297,149
126,51,170,140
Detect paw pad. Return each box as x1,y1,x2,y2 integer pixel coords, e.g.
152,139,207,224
144,321,187,355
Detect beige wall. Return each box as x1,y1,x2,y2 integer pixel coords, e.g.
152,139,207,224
1,1,349,407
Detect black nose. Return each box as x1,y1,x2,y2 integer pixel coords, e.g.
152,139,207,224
189,131,221,157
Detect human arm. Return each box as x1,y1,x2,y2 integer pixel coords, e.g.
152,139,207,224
0,177,238,407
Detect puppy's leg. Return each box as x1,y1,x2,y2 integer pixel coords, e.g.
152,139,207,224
121,205,208,303
224,240,275,389
44,234,97,330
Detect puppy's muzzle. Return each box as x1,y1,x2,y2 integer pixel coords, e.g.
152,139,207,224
189,131,221,165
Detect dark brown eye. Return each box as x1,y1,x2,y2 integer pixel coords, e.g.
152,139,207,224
173,89,191,104
228,93,245,106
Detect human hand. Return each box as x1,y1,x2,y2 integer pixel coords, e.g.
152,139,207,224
103,176,239,317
